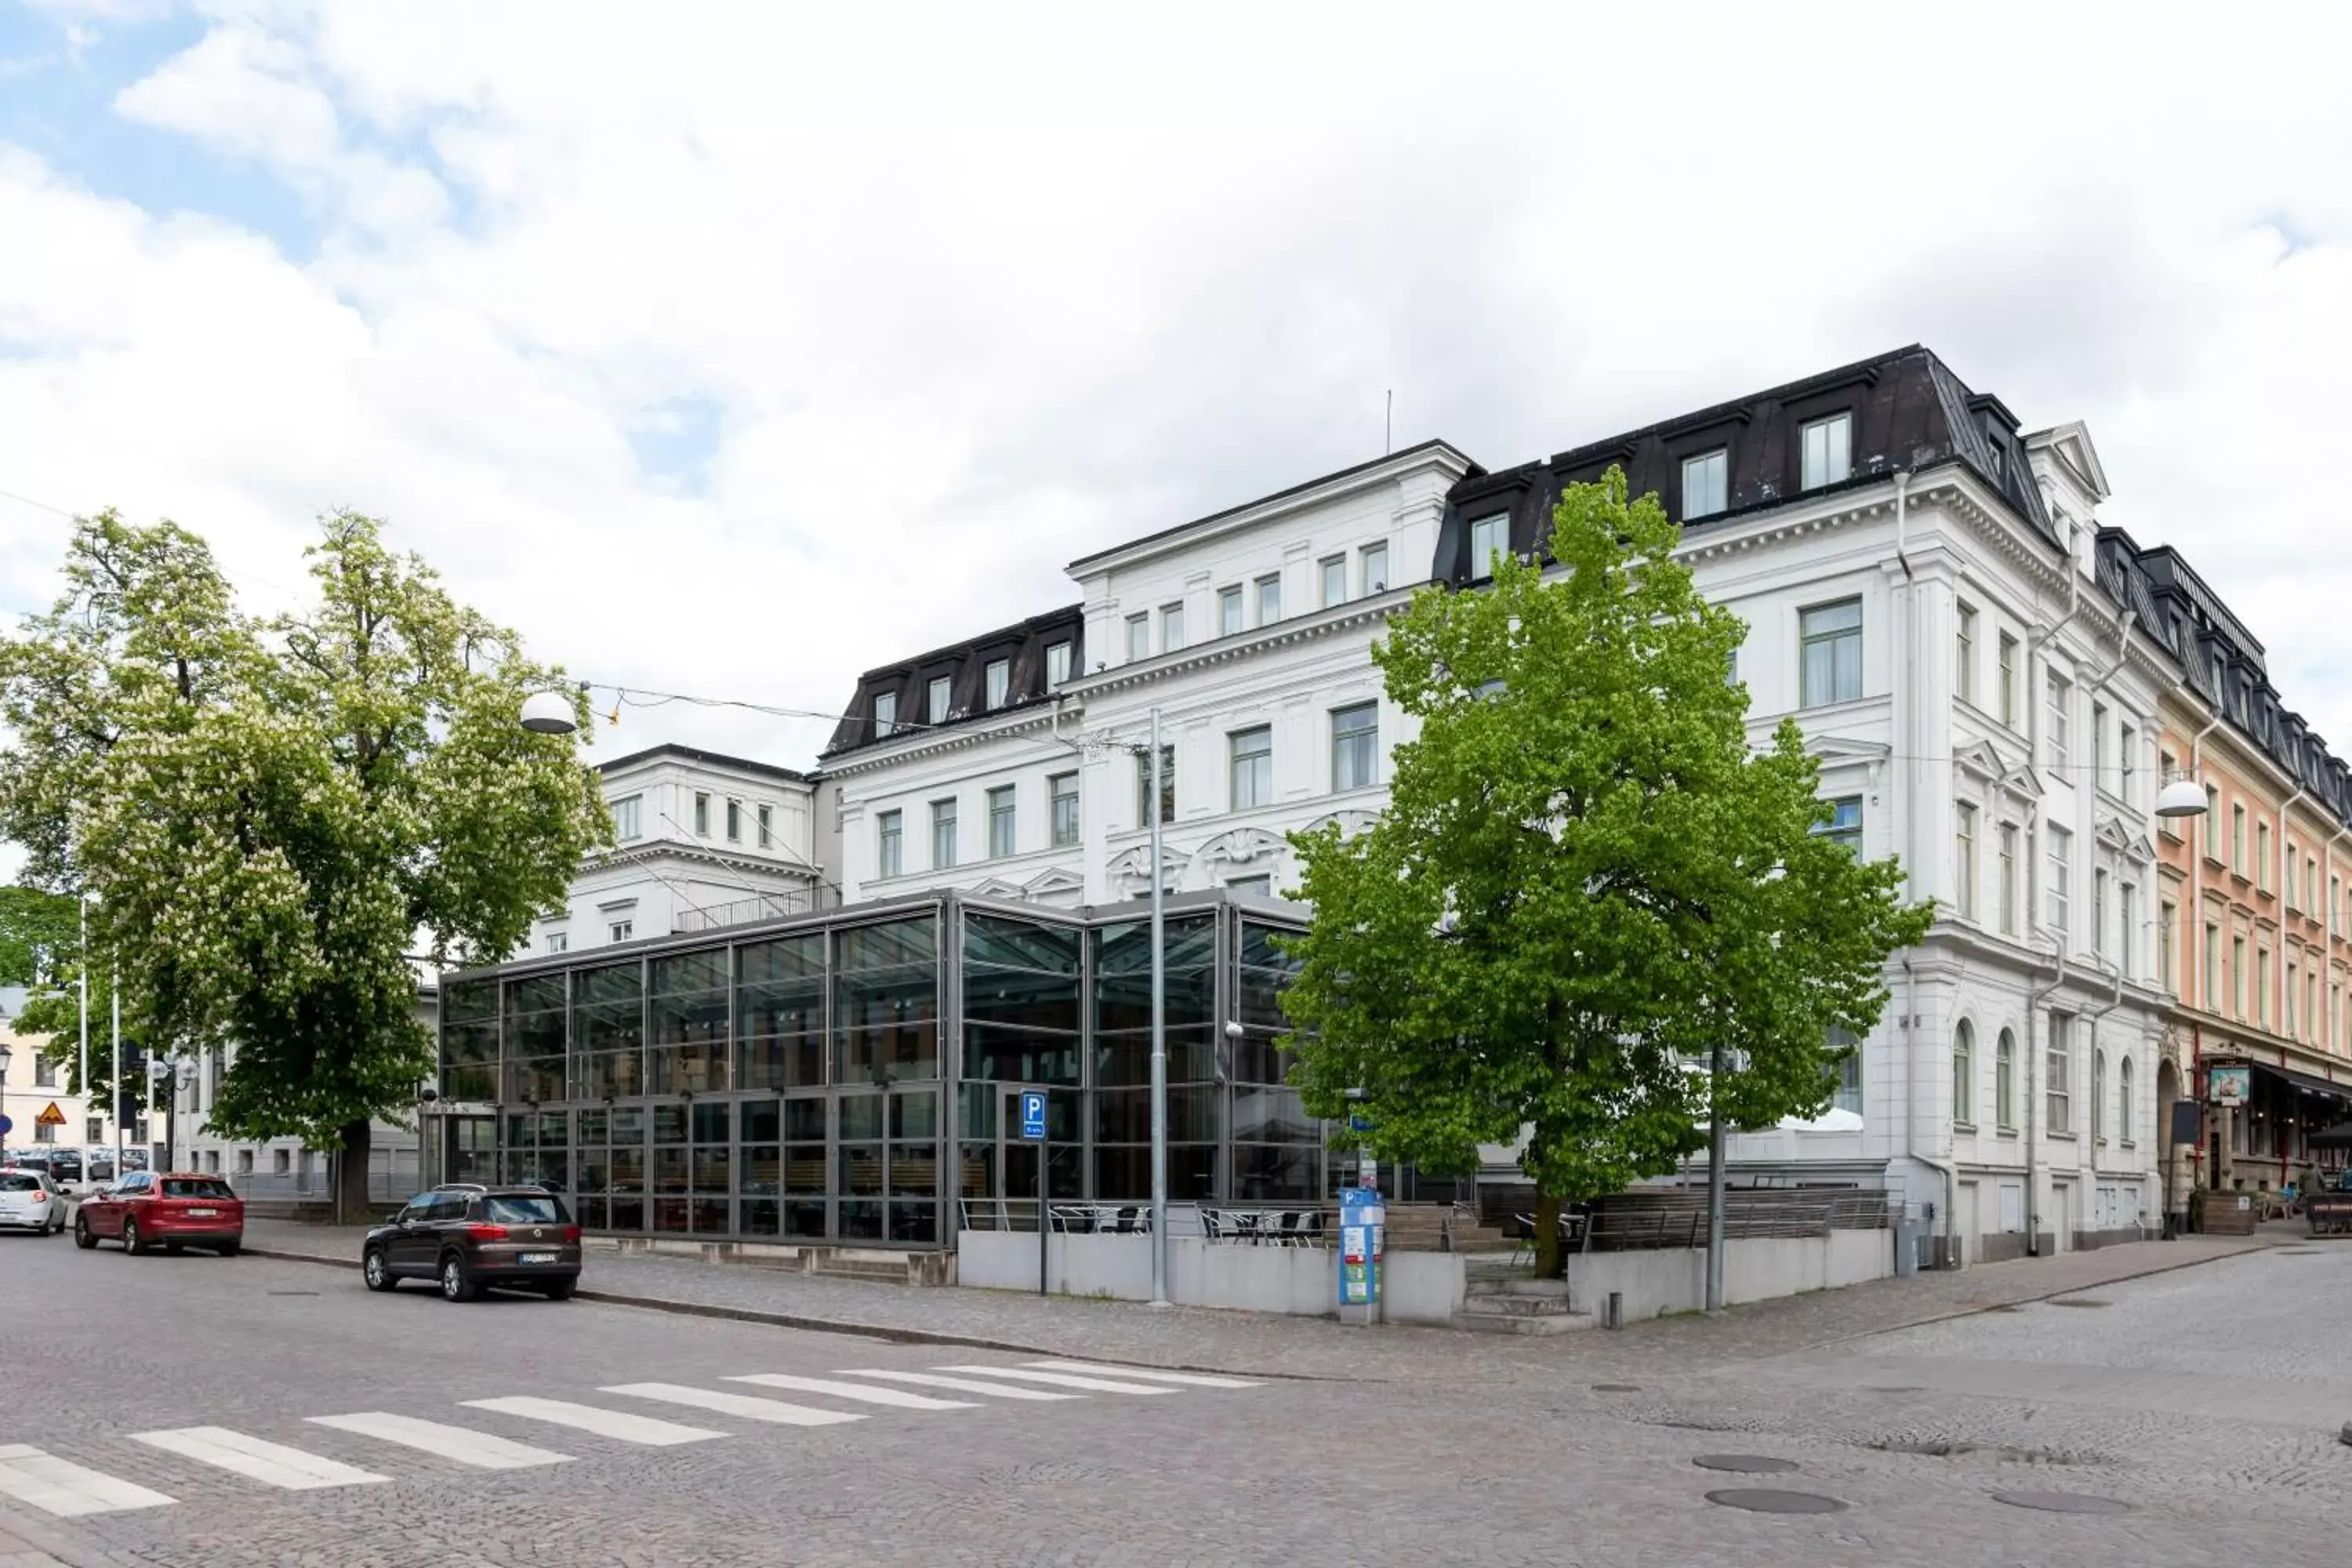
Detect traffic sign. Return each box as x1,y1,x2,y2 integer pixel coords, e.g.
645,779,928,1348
35,1102,67,1127
1019,1091,1047,1142
0,1115,11,1136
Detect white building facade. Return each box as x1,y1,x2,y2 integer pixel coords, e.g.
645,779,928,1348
814,346,2177,1266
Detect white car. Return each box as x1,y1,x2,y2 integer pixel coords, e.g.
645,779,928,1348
0,1170,67,1234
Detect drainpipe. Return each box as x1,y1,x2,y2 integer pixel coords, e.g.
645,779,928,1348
2330,826,2351,1058
2276,787,2307,1040
2024,936,2070,1255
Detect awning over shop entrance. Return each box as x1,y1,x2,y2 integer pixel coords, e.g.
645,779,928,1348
2308,1120,2352,1150
2240,1059,2352,1105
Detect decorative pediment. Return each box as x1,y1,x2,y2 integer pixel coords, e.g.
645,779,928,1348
1999,764,2044,801
1198,827,1286,867
1105,844,1185,879
1023,866,1084,897
968,876,1030,902
2095,814,2157,862
1303,809,1380,837
1952,739,2005,783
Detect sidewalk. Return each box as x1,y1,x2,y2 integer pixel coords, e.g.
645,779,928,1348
240,1218,2275,1385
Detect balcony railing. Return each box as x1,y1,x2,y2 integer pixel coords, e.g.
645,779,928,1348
672,886,832,934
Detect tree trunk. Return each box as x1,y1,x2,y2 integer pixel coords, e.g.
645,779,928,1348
1534,1190,1565,1279
335,1117,371,1225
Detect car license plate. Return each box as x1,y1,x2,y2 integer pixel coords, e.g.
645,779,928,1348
187,1207,218,1217
519,1251,557,1265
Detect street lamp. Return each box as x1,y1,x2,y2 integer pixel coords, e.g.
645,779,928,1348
2154,776,2209,818
0,1041,12,1163
521,690,580,735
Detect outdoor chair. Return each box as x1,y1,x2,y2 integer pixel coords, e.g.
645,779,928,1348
1511,1213,1537,1265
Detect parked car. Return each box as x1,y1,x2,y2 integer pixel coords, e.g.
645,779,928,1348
118,1149,150,1172
361,1184,582,1302
43,1150,82,1185
74,1171,244,1256
5,1152,50,1175
85,1151,117,1183
0,1171,67,1234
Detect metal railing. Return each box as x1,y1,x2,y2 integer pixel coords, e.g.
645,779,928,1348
672,887,830,935
1577,1190,1890,1252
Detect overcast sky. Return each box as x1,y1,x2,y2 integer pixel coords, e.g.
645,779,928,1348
3,0,2349,793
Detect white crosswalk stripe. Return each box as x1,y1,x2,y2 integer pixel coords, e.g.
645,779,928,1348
603,1383,865,1428
0,1444,174,1516
829,1368,1083,1402
726,1374,976,1410
307,1413,572,1469
131,1427,388,1490
461,1396,724,1446
1022,1359,1263,1388
930,1364,1178,1395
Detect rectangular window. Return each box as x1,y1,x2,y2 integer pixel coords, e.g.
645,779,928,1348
2159,900,2176,992
1162,603,1185,652
2118,722,2136,801
2119,883,2136,979
693,792,711,837
1800,412,1853,489
2256,821,2271,891
1955,603,1976,706
1135,746,1174,827
612,795,641,841
2204,923,2220,1011
1218,586,1243,637
987,784,1016,859
2233,935,2247,1018
1046,642,1071,688
725,798,742,842
1227,874,1272,899
2093,867,2110,959
2046,1014,2072,1134
2045,673,2071,769
931,799,957,870
1999,823,2020,935
873,691,898,738
31,1055,53,1088
877,810,902,879
1816,796,1863,855
2204,786,2220,860
2046,825,2072,934
927,675,952,724
1230,725,1274,811
1126,614,1149,662
610,920,634,944
1955,802,1979,919
1255,574,1282,626
2257,947,2271,1026
1359,542,1389,594
2288,961,2299,1036
2231,802,2246,874
1798,599,1863,709
1682,448,1727,519
1332,702,1378,792
757,803,773,848
1049,772,1080,848
985,659,1009,710
1321,555,1347,608
1468,514,1508,578
2092,701,2110,786
1998,633,2019,728
546,932,568,955
1828,1025,1863,1115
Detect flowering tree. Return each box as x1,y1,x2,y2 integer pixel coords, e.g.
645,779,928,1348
0,510,608,1210
1281,470,1931,1276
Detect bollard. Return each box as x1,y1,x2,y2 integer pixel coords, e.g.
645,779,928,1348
1603,1290,1624,1330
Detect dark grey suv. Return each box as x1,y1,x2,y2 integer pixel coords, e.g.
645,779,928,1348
361,1184,583,1301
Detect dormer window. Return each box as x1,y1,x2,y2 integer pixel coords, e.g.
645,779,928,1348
1682,448,1728,520
1047,641,1072,688
927,675,951,724
1360,542,1388,594
1468,514,1508,579
1800,412,1852,490
1127,613,1149,662
873,690,897,739
1985,436,2005,482
985,659,1009,710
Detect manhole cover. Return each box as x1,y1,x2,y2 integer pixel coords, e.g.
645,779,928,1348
1591,1384,1641,1393
2047,1298,2111,1308
1991,1490,2130,1515
1706,1489,1847,1515
1693,1455,1799,1474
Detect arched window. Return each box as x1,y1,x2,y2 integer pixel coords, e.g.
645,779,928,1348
1996,1029,2017,1129
2118,1055,2135,1145
2092,1049,2107,1142
1952,1020,1975,1127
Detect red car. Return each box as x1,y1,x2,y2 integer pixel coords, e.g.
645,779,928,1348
74,1171,245,1257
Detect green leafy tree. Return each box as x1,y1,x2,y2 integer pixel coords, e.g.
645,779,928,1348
0,885,158,1119
1282,469,1932,1276
0,509,609,1210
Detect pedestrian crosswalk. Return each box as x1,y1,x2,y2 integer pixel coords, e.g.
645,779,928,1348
0,1358,1265,1519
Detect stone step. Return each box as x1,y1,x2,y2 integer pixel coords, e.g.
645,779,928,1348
1452,1304,1595,1336
1459,1290,1578,1317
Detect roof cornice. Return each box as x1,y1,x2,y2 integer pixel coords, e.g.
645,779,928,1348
1073,586,1413,699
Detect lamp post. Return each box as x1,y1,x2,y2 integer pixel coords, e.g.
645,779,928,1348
1,1041,13,1164
1148,707,1168,1307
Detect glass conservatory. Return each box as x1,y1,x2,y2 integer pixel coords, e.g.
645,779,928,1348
433,890,1316,1248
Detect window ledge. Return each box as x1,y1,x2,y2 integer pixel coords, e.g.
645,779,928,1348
1994,1127,2019,1138
2046,1130,2078,1142
1954,1121,1978,1134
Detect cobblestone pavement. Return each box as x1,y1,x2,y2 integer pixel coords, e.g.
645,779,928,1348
3,1226,2337,1566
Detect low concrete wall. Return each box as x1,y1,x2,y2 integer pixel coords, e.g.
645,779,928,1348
1568,1228,1890,1321
956,1231,1466,1323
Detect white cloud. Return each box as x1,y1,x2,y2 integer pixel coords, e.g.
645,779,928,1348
3,0,2352,773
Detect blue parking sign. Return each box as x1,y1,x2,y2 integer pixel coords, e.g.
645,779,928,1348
1019,1091,1047,1142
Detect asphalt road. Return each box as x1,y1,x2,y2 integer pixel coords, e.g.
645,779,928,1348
0,1226,2347,1566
